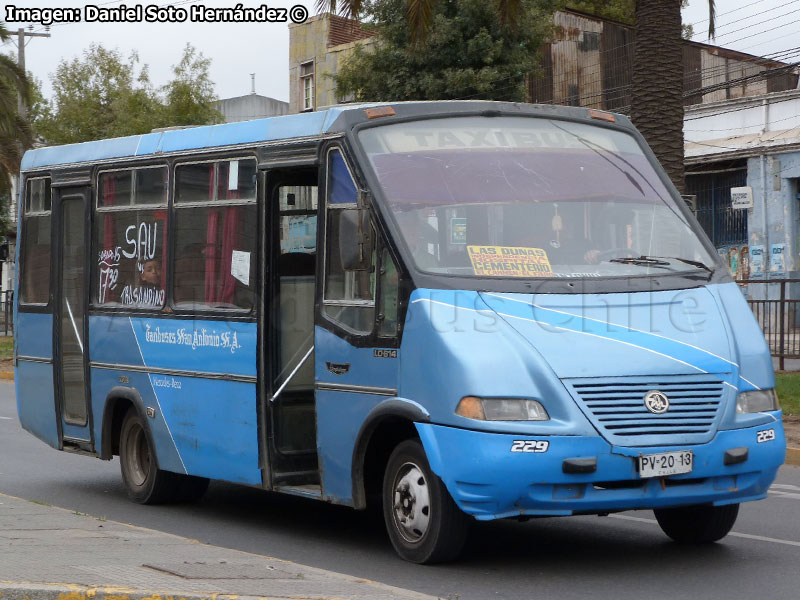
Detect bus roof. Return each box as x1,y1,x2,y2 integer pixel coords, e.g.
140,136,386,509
20,104,370,171
20,101,629,172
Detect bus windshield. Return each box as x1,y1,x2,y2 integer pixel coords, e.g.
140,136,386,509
358,116,715,279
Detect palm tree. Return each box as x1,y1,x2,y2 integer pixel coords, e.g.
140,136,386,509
630,0,714,194
0,23,33,194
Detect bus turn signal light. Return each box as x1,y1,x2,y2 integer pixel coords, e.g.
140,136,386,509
588,109,615,123
365,106,396,119
456,397,549,421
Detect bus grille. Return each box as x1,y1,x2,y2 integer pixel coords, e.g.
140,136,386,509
564,375,726,444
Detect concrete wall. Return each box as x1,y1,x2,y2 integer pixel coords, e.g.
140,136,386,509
747,152,800,274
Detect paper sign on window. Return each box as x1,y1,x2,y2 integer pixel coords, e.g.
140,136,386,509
467,245,552,277
231,249,250,285
228,160,239,191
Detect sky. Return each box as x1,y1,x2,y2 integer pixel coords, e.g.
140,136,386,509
2,0,317,103
1,0,798,105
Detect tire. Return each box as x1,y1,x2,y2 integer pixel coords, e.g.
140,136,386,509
382,439,469,564
118,407,182,504
654,503,739,544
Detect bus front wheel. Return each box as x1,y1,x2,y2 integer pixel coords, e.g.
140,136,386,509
119,407,183,504
383,439,469,563
654,503,739,543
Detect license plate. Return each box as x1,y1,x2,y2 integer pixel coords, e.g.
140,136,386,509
638,450,693,478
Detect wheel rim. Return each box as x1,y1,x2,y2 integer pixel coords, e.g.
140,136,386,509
391,461,431,543
123,421,150,487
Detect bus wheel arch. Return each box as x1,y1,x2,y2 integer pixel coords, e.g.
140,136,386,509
100,387,147,460
351,400,429,511
102,388,209,504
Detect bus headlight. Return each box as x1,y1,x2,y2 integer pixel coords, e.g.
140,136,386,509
736,389,779,413
455,396,549,421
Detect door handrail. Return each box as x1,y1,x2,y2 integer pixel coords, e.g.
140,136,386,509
270,345,314,403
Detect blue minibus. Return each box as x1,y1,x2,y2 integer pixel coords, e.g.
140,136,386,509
15,101,785,563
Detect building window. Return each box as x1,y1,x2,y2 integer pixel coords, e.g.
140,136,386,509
300,61,314,111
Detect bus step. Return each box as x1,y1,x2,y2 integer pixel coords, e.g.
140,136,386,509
274,484,323,499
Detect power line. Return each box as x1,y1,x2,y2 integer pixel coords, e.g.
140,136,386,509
689,0,772,27
685,112,800,133
701,6,800,42
722,17,800,46
740,29,800,52
689,0,800,40
684,93,800,122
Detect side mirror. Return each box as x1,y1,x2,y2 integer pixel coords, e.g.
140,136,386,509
338,208,373,271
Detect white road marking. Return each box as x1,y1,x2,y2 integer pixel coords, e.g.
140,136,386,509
610,514,800,547
770,484,800,491
767,490,800,500
0,416,11,420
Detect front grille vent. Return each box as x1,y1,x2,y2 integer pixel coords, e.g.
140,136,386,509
566,376,726,443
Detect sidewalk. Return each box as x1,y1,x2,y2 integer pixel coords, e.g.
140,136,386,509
0,492,437,600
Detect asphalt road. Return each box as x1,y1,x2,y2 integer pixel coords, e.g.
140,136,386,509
2,380,799,600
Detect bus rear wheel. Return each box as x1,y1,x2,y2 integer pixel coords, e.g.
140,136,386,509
119,407,183,504
383,439,469,564
654,503,739,543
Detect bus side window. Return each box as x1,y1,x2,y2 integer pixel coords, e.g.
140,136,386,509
20,178,52,305
323,149,375,334
94,167,168,309
173,158,258,311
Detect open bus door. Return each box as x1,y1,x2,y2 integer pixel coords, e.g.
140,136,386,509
262,164,321,491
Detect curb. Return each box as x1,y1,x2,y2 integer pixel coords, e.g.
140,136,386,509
786,447,800,467
0,582,277,600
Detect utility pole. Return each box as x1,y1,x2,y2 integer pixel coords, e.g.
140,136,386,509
8,27,50,292
16,28,50,118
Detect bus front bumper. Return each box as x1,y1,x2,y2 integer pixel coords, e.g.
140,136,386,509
415,420,785,520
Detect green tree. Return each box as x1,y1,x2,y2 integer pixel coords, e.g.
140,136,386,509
0,23,33,198
565,0,634,23
334,0,554,102
162,44,222,127
35,44,221,146
34,45,162,144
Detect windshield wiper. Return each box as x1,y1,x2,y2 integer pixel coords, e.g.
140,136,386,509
608,256,671,268
645,255,713,273
608,255,713,274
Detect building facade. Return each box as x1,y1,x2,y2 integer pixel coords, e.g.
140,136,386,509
685,90,800,283
530,10,798,112
288,14,375,113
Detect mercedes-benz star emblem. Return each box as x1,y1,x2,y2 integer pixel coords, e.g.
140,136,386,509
644,390,669,414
